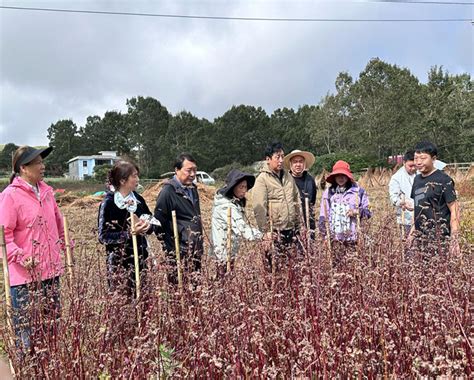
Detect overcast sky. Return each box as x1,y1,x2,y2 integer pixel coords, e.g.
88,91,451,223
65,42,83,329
0,0,472,146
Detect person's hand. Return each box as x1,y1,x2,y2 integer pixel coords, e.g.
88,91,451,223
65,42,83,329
263,232,274,240
449,235,460,257
405,231,415,249
22,257,38,270
132,220,150,235
347,209,358,218
261,232,274,250
402,199,414,211
400,201,407,211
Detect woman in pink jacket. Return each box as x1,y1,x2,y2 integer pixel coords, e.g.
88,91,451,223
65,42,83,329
0,145,65,348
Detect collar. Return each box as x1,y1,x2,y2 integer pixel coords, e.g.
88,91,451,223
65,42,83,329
114,191,139,213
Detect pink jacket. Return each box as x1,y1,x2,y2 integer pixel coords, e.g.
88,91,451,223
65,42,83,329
0,177,65,286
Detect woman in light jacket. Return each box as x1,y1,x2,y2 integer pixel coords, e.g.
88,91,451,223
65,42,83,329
0,146,65,348
210,169,263,277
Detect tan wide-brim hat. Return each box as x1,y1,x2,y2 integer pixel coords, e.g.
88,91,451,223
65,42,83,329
284,150,315,170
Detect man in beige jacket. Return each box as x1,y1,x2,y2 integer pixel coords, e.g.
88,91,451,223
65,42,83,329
252,141,301,250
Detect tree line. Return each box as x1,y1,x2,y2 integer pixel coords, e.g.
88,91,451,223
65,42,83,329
1,58,472,177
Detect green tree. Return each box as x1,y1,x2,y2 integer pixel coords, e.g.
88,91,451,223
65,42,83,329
350,58,423,158
47,119,82,174
0,143,19,171
126,96,170,177
421,67,473,161
213,105,269,165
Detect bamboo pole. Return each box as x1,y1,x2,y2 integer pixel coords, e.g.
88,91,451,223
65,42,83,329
1,226,16,377
130,213,141,300
268,202,276,284
304,196,310,233
268,202,274,248
322,195,332,253
171,211,183,290
226,207,232,273
354,187,361,238
62,216,73,280
400,193,406,240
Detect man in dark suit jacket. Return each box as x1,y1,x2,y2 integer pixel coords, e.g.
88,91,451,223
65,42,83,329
154,153,203,283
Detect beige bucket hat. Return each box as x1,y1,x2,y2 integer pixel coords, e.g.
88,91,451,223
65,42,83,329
283,150,315,170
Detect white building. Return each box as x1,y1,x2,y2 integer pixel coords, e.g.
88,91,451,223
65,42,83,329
68,151,120,180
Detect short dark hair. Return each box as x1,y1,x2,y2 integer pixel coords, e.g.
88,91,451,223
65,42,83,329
174,153,196,170
403,150,415,162
414,141,438,157
108,160,139,189
264,141,284,159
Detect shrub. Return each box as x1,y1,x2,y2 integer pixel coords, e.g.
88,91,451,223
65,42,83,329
312,153,390,175
93,164,113,183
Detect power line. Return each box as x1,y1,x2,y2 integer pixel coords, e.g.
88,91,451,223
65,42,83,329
366,0,473,4
0,5,471,22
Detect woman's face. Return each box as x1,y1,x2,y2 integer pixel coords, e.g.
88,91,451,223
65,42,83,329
120,169,139,193
335,174,349,187
232,180,248,199
20,156,45,185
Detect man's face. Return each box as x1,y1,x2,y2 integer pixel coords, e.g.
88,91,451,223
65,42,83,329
290,156,305,176
266,150,284,173
404,160,416,175
175,159,197,185
414,152,435,174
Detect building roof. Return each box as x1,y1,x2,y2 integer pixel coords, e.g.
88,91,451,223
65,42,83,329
67,154,120,164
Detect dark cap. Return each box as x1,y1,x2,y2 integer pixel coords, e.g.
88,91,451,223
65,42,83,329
14,146,53,173
218,169,255,198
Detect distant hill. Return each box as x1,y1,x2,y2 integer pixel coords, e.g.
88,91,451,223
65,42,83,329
0,144,47,152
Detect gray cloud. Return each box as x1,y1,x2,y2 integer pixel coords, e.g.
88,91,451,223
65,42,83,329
1,0,472,145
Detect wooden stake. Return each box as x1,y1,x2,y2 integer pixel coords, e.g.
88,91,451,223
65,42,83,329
226,207,232,273
304,196,310,233
354,187,361,238
400,193,406,239
62,216,73,280
1,225,16,377
171,210,183,291
322,194,332,253
268,202,273,241
130,213,141,300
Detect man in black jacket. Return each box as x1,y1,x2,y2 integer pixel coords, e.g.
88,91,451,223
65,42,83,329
284,150,317,232
154,153,203,283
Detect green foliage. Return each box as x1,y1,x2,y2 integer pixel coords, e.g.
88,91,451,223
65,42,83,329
47,119,82,175
93,164,112,183
0,142,19,171
42,59,472,177
211,162,259,183
312,152,388,175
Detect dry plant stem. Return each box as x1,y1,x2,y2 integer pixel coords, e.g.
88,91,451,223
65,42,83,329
62,216,73,281
130,212,141,301
171,210,183,292
226,207,232,273
305,196,310,233
355,186,361,242
268,202,276,289
0,225,16,377
322,196,332,266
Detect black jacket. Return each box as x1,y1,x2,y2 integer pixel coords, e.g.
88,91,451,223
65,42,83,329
154,177,203,257
292,171,317,229
98,191,154,257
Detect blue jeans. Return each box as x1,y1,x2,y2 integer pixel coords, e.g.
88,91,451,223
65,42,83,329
10,277,60,349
